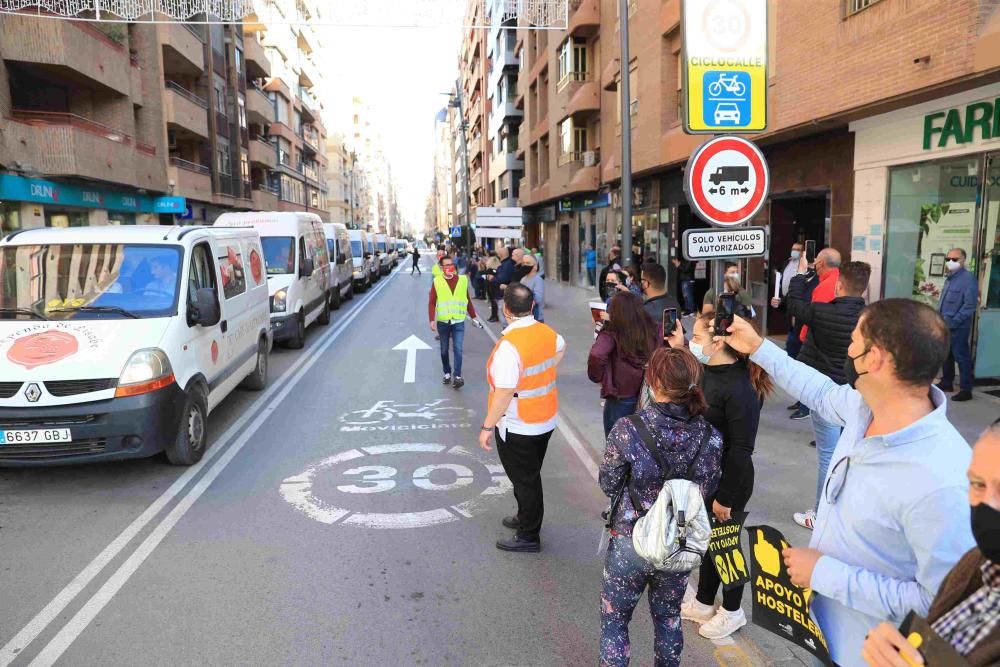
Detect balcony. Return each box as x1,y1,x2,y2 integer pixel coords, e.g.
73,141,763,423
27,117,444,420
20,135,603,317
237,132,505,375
300,127,319,154
251,185,279,211
244,33,271,79
269,121,297,145
249,137,277,169
0,15,131,96
567,78,600,117
568,0,600,37
163,81,209,139
490,151,524,178
158,22,204,75
247,86,274,126
602,58,619,92
298,88,317,123
169,157,212,201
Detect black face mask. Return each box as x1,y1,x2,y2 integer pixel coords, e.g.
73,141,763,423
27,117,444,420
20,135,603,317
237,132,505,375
514,264,532,281
972,503,1000,564
843,349,870,389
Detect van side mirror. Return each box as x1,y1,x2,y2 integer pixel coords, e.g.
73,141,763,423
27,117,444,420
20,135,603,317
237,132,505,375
299,258,314,277
338,252,347,264
191,288,221,327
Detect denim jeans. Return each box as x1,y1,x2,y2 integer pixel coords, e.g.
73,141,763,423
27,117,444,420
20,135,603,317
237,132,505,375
812,410,843,509
437,320,465,377
680,280,696,314
603,396,639,437
941,324,974,391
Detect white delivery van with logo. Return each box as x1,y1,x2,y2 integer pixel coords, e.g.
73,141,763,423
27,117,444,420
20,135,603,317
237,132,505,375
347,229,376,292
0,225,271,467
374,233,393,276
322,222,354,309
215,212,330,349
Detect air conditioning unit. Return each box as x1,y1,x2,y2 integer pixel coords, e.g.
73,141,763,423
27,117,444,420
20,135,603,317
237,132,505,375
582,151,596,167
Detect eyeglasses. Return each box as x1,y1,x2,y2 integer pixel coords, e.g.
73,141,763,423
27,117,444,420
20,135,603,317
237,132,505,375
945,256,962,262
825,456,851,505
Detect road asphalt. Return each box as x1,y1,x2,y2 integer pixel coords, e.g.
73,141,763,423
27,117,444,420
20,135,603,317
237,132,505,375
0,256,995,666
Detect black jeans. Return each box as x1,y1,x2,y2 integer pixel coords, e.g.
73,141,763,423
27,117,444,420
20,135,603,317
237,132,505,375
487,281,499,319
495,427,552,540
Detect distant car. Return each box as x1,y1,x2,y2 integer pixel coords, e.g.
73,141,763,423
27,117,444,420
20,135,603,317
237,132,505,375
713,102,741,125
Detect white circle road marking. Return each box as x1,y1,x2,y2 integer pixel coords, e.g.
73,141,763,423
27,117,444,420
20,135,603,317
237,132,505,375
279,444,510,529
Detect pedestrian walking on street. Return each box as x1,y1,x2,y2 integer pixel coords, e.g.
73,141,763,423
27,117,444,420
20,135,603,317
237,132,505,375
410,245,421,275
588,293,659,436
484,252,500,322
586,244,598,287
519,254,545,322
784,261,870,531
937,247,979,402
680,313,773,640
598,347,723,667
479,284,565,553
722,300,975,667
429,256,480,389
863,418,1000,666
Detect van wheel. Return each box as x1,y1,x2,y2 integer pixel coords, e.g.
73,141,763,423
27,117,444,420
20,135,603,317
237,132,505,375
241,338,268,391
317,295,331,325
331,284,342,310
166,386,208,466
346,283,354,300
287,311,306,349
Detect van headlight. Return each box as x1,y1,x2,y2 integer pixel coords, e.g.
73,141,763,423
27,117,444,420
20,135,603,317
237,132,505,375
352,268,363,277
272,288,287,313
115,349,174,398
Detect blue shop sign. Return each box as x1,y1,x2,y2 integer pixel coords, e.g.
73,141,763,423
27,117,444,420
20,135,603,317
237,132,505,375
0,175,185,214
558,193,610,212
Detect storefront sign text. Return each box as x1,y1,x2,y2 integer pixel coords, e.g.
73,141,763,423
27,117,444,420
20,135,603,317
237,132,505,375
0,175,185,214
923,98,1000,150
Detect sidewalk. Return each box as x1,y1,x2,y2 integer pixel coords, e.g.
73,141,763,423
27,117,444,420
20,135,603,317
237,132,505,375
483,277,999,666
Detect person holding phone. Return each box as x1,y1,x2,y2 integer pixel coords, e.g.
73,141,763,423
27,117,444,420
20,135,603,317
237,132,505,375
588,293,660,436
702,262,753,315
603,269,631,305
680,310,774,639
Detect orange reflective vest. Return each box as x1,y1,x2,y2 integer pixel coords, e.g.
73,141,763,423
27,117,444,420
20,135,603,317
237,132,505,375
486,321,559,424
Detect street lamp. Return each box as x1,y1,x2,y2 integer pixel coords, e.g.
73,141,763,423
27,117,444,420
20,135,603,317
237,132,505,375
619,0,634,267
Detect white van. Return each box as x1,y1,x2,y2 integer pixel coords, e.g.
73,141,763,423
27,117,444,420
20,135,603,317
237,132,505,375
215,212,330,349
374,234,393,275
348,229,376,291
395,238,407,258
365,234,380,284
322,223,354,309
0,225,271,467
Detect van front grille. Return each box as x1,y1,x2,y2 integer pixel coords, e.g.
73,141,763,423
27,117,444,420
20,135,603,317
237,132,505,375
0,383,22,399
0,439,107,461
44,379,117,397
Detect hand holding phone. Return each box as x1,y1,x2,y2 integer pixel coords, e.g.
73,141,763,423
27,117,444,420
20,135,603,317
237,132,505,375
804,240,817,265
714,293,736,337
662,308,678,341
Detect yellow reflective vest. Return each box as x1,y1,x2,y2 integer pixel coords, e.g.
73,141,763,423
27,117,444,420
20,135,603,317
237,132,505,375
434,275,470,323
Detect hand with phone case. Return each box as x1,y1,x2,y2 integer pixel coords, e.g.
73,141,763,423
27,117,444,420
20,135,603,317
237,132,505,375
714,293,736,337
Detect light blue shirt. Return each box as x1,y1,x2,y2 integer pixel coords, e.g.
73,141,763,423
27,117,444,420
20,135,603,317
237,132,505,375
751,340,974,667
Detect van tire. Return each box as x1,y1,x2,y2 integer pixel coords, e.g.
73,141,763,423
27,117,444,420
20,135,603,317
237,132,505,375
166,386,208,466
241,338,268,391
287,311,306,349
345,283,354,300
331,284,342,310
317,295,331,325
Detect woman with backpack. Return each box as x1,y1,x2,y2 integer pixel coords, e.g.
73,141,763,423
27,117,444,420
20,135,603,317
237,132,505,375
680,311,773,640
598,347,723,667
588,293,659,437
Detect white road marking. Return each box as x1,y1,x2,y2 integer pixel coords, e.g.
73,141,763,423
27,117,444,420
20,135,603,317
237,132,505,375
392,334,432,383
17,267,402,667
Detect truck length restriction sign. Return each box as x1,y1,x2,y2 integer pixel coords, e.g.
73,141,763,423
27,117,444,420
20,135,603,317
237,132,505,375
683,226,767,261
683,135,769,228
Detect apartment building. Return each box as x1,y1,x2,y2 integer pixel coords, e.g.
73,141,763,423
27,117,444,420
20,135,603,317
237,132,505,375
432,107,455,238
459,0,492,217
486,0,523,209
324,132,369,228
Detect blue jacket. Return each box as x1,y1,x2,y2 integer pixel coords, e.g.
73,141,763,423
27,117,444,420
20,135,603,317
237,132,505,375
495,257,516,287
939,267,978,329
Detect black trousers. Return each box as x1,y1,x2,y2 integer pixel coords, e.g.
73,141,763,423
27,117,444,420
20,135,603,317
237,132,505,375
495,427,552,540
487,281,499,319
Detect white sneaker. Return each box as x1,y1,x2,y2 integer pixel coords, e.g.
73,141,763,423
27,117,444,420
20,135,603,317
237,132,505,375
680,598,716,624
699,608,747,639
793,509,817,530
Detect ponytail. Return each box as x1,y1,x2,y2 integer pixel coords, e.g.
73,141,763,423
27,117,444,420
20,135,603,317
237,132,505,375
645,347,709,416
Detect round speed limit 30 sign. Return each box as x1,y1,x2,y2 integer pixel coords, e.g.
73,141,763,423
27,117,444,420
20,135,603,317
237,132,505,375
683,135,769,227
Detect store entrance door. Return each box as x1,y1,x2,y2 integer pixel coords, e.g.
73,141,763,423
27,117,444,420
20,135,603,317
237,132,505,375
974,155,1000,378
559,223,570,282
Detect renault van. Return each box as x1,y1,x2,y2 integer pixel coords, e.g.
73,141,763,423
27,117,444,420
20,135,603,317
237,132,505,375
215,212,330,349
364,233,380,284
347,229,375,291
374,234,393,275
0,225,271,467
322,223,354,309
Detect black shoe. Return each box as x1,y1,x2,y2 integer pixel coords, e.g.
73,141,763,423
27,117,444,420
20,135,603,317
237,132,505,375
487,317,500,323
790,409,810,420
452,376,465,390
502,516,520,530
787,402,801,411
952,390,973,402
935,382,954,392
496,534,540,553
808,440,816,447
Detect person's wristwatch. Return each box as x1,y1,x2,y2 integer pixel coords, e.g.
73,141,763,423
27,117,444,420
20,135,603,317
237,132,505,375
481,425,493,432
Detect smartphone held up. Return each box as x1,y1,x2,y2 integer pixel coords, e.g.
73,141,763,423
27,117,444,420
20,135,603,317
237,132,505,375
714,293,736,337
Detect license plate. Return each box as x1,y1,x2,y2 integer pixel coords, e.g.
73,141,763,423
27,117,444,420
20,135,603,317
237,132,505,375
0,428,72,445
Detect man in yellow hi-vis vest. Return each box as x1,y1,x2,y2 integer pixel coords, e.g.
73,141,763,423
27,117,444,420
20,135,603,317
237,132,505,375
479,283,565,552
429,255,482,389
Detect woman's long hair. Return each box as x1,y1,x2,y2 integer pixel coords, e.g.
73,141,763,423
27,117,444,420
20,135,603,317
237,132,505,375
705,312,775,401
645,347,708,415
606,292,658,361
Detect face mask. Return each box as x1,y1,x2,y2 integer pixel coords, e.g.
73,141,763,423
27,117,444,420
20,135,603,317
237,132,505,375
972,503,1000,564
689,340,712,364
443,267,456,279
843,348,870,389
726,273,741,285
946,260,961,272
790,250,801,260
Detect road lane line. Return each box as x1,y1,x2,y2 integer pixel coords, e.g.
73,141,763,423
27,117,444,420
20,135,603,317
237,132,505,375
2,268,400,667
480,322,600,481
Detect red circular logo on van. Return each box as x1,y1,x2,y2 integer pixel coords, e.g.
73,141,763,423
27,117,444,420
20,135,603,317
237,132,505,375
7,330,80,369
211,340,219,364
249,249,263,284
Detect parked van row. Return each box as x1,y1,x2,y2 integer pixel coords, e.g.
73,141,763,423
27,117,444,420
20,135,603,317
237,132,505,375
0,213,395,468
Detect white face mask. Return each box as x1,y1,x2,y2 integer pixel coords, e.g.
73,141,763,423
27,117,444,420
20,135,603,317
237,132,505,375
689,340,712,364
946,260,962,272
726,273,741,285
790,250,801,260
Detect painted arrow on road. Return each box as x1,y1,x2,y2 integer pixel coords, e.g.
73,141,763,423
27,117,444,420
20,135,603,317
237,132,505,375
393,334,433,383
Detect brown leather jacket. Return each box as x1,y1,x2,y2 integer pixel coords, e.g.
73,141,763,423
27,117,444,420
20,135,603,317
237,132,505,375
927,548,999,667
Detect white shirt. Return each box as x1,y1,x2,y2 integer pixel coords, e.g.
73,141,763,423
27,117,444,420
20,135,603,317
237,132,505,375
781,258,799,296
489,316,566,438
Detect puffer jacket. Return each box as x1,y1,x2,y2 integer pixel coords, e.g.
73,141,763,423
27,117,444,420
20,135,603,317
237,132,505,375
786,273,866,385
598,402,722,537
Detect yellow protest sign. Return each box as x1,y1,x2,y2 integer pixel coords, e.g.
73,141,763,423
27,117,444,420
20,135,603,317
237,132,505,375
707,511,750,591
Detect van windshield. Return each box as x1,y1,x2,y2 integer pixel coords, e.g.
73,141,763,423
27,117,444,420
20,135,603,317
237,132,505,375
262,237,295,275
0,244,182,319
351,240,363,257
378,242,387,252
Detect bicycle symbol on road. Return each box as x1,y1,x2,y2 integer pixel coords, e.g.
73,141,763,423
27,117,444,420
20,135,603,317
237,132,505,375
340,399,475,426
707,73,746,99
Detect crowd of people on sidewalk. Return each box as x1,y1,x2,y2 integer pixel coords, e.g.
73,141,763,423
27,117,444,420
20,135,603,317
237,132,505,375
413,239,998,667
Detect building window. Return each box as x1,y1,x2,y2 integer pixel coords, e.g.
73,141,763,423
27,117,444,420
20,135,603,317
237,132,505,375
218,144,231,175
234,48,243,76
557,119,587,165
558,37,588,89
271,92,289,125
845,0,884,16
0,202,20,234
240,153,250,181
238,95,247,129
214,76,227,115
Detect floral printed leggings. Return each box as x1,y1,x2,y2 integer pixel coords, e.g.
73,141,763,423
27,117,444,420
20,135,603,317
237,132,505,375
600,535,688,667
